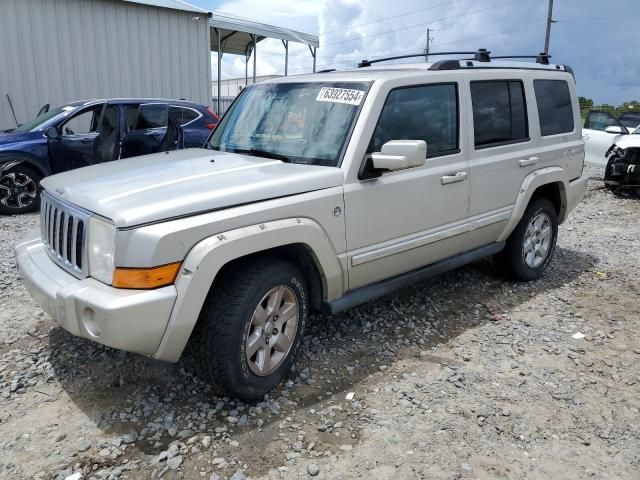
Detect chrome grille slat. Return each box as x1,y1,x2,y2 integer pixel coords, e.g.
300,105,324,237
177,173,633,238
40,191,91,279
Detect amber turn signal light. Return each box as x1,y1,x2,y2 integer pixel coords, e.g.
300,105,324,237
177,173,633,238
112,262,182,289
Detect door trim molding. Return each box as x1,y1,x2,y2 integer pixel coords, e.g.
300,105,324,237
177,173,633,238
328,242,505,315
350,206,512,267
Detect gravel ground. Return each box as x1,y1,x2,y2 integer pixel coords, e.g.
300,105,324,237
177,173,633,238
0,171,638,480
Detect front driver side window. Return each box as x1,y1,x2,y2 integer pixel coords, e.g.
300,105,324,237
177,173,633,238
369,83,459,157
60,105,103,136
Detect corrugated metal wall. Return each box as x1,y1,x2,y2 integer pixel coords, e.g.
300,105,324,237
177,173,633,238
0,0,211,130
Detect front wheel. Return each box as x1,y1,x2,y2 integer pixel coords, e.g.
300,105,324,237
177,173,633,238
0,163,41,215
497,198,558,281
190,258,308,400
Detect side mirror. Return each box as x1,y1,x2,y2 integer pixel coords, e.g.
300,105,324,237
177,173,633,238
45,126,60,139
371,140,427,171
605,125,627,135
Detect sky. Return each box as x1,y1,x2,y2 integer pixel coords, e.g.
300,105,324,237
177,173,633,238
190,0,639,104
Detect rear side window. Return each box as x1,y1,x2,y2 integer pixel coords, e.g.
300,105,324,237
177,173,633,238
471,80,528,148
534,80,574,136
169,106,201,126
135,104,168,129
369,83,458,157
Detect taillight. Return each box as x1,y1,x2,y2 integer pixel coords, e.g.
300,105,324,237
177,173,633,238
205,107,219,130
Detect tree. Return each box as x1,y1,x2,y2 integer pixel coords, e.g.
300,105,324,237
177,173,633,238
578,96,594,109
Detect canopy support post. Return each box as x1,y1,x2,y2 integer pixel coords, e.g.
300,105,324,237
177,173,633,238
309,45,316,73
282,40,289,76
252,34,257,83
216,28,222,115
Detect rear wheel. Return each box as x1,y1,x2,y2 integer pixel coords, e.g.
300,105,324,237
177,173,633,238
190,257,308,400
497,198,558,281
0,164,41,215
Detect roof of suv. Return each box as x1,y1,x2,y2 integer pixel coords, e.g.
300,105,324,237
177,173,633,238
262,59,574,83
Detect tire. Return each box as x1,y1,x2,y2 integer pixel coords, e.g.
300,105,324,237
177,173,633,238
0,163,41,215
190,257,308,400
497,198,558,281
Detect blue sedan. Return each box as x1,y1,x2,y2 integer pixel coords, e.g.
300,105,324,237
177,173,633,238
0,98,218,214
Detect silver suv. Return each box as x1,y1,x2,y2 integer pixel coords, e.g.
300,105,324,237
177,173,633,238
16,53,588,399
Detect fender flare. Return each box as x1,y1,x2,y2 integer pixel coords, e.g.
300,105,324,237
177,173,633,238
152,217,344,362
497,167,568,242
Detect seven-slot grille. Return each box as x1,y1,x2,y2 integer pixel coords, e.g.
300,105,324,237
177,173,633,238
40,191,90,278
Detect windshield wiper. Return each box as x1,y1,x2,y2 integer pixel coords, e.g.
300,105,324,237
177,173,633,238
231,148,293,163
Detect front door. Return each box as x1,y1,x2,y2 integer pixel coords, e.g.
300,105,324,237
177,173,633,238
344,82,470,290
48,104,104,173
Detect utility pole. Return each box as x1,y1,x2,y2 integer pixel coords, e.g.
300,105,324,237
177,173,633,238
424,28,433,62
543,0,556,55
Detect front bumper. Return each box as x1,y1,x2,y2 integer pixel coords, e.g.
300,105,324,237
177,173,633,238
15,230,177,356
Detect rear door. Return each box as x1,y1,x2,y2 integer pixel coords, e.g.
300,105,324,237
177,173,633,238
583,110,626,166
169,105,208,147
121,103,183,158
464,75,534,250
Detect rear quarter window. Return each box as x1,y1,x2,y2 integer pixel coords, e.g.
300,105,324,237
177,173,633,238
534,80,574,136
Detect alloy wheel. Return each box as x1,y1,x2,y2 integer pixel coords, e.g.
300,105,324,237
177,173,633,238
522,212,552,268
245,285,299,376
0,172,38,209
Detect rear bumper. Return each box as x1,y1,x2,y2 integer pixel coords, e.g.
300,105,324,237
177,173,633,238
15,230,177,356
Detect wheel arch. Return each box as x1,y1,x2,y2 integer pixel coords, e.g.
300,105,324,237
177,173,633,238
498,167,569,242
0,153,50,177
152,218,344,362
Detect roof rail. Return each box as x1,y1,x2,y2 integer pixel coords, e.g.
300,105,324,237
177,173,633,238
357,49,491,68
492,53,551,65
357,49,559,69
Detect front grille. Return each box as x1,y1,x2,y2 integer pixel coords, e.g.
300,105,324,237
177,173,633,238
40,191,90,278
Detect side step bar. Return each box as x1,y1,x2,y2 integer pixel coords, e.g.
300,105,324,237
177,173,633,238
324,242,505,315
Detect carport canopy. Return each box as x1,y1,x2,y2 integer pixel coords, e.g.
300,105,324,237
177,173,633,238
210,12,320,113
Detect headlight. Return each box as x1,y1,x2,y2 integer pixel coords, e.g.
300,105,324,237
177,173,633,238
88,216,116,284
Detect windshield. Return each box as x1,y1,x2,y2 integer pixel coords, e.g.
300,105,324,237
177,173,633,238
13,105,78,132
208,81,370,167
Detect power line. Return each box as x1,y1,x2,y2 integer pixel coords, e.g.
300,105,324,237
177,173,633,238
321,0,527,47
321,0,460,35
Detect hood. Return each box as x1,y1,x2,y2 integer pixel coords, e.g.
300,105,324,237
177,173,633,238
0,130,42,146
614,134,640,150
41,148,344,228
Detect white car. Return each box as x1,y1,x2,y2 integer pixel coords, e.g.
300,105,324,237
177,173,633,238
583,110,640,166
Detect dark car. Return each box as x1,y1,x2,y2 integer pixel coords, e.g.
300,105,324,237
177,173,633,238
0,98,219,214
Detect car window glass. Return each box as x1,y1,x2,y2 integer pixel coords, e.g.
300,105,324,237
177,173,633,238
133,104,168,130
169,106,200,126
124,106,139,131
534,80,574,136
619,112,640,129
60,106,102,135
584,111,617,131
369,83,458,156
471,80,528,148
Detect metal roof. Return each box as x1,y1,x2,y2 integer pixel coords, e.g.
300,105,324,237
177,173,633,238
123,0,209,14
210,12,319,55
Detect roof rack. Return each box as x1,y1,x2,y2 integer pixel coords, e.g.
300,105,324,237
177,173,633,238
357,49,553,68
358,49,490,68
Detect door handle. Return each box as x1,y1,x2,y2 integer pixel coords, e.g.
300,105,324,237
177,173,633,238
519,156,539,167
441,171,468,185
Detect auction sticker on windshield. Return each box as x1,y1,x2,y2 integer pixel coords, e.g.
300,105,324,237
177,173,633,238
316,87,365,106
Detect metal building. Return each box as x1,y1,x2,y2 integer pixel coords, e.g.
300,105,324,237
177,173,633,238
0,0,212,130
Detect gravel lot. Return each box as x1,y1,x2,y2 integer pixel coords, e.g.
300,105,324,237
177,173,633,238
0,171,638,480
